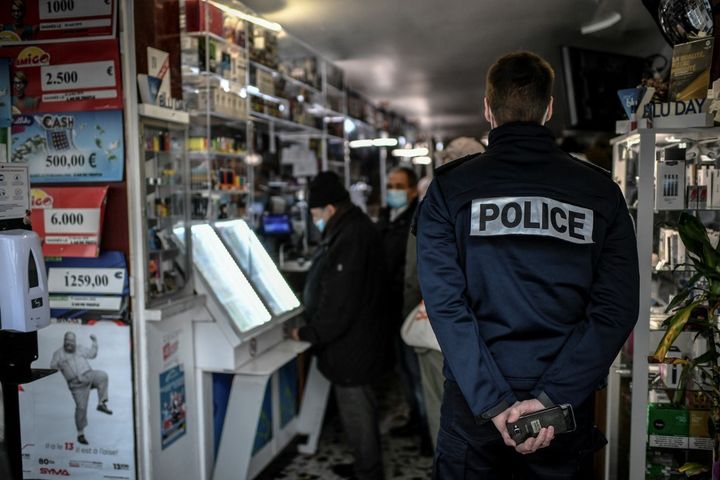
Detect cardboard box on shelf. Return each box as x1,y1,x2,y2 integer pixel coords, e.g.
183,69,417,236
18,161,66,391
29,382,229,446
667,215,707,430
186,0,224,36
689,410,713,450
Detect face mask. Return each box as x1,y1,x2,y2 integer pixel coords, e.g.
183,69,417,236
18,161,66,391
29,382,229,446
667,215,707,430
387,189,408,209
314,217,326,233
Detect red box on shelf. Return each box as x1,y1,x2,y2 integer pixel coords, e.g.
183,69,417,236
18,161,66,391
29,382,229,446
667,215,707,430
185,0,224,37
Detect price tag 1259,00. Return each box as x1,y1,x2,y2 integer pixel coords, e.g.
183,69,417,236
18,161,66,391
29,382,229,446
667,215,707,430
43,208,100,234
48,267,126,295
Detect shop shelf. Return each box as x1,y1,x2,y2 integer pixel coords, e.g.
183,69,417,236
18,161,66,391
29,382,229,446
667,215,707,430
183,31,246,53
250,111,323,135
249,60,321,95
188,150,248,160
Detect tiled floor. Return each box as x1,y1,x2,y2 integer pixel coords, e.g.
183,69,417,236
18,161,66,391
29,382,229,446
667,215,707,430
257,377,434,479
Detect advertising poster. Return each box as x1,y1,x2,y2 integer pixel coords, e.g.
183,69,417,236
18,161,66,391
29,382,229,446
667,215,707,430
11,109,124,182
0,0,116,43
159,364,187,450
0,58,10,128
20,320,136,480
30,186,108,257
3,40,122,114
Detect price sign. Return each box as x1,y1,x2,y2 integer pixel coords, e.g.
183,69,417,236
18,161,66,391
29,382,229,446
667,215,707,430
30,186,108,257
39,0,113,20
12,110,125,183
43,208,100,234
0,0,116,42
4,41,121,114
48,267,126,294
41,61,116,92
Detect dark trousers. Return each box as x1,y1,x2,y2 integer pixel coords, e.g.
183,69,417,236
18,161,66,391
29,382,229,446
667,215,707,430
434,380,604,480
334,384,385,480
395,336,428,425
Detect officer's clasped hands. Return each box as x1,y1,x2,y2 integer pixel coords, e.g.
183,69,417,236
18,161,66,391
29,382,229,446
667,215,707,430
491,399,555,455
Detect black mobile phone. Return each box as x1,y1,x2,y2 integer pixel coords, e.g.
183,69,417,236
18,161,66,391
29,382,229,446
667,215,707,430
506,404,576,444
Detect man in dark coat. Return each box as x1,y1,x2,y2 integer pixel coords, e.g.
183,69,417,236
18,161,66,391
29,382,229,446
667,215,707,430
377,166,430,450
292,171,388,480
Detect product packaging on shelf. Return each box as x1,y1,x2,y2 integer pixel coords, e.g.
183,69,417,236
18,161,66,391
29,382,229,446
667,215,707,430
655,160,686,210
185,0,224,36
647,403,689,449
688,410,713,450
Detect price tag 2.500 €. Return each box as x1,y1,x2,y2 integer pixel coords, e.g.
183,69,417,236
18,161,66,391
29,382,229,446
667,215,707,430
48,267,126,295
43,208,100,234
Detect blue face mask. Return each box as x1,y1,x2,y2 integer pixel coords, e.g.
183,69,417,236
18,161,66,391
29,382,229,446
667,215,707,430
387,189,408,209
314,217,326,233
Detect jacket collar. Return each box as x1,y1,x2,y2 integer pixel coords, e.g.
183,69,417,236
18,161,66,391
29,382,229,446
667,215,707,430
487,122,556,153
322,204,361,244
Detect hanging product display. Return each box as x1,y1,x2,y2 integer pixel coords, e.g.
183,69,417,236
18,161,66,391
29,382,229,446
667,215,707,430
30,185,109,257
20,320,135,480
0,0,117,43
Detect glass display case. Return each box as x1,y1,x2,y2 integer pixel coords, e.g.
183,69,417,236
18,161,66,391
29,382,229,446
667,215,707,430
140,114,193,306
174,223,272,333
214,219,300,317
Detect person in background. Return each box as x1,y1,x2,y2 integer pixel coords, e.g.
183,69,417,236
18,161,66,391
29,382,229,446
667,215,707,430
417,52,639,478
291,171,389,480
403,137,486,450
376,166,429,451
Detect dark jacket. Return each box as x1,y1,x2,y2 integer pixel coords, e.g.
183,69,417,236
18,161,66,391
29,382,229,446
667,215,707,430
377,197,419,326
417,122,639,421
299,204,390,385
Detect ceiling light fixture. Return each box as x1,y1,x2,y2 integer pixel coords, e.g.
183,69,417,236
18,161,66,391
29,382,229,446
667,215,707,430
209,1,283,32
349,138,399,148
392,148,429,157
349,140,374,148
373,138,398,147
412,156,433,165
581,11,622,35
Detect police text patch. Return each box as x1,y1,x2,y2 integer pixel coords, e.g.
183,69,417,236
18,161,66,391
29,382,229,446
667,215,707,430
470,196,594,244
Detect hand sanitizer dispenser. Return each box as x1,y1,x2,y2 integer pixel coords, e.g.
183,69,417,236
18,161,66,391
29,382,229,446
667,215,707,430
0,230,50,332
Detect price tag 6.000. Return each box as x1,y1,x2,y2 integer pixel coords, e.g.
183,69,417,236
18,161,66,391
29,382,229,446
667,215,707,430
43,208,100,234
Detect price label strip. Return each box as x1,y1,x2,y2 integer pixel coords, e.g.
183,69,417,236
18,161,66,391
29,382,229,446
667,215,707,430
41,61,117,104
39,0,114,32
48,267,126,295
49,295,123,311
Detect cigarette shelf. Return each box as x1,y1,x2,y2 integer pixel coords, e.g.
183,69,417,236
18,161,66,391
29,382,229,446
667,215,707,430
249,60,321,96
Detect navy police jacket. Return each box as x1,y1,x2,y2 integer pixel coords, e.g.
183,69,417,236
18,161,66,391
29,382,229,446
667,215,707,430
416,122,639,423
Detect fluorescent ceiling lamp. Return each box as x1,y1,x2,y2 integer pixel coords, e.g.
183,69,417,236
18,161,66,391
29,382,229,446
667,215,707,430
245,153,263,166
209,1,283,32
372,138,398,147
392,147,429,157
350,140,374,148
581,11,621,35
412,156,433,165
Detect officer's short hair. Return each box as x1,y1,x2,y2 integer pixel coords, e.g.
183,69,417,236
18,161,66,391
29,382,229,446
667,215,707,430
389,166,418,188
486,52,555,125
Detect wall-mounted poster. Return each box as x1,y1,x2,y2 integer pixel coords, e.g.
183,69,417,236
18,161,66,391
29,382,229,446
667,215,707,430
12,109,124,182
159,364,187,450
3,40,122,114
20,320,136,480
0,0,117,43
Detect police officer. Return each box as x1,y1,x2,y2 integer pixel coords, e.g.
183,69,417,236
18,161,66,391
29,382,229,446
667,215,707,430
416,52,639,479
